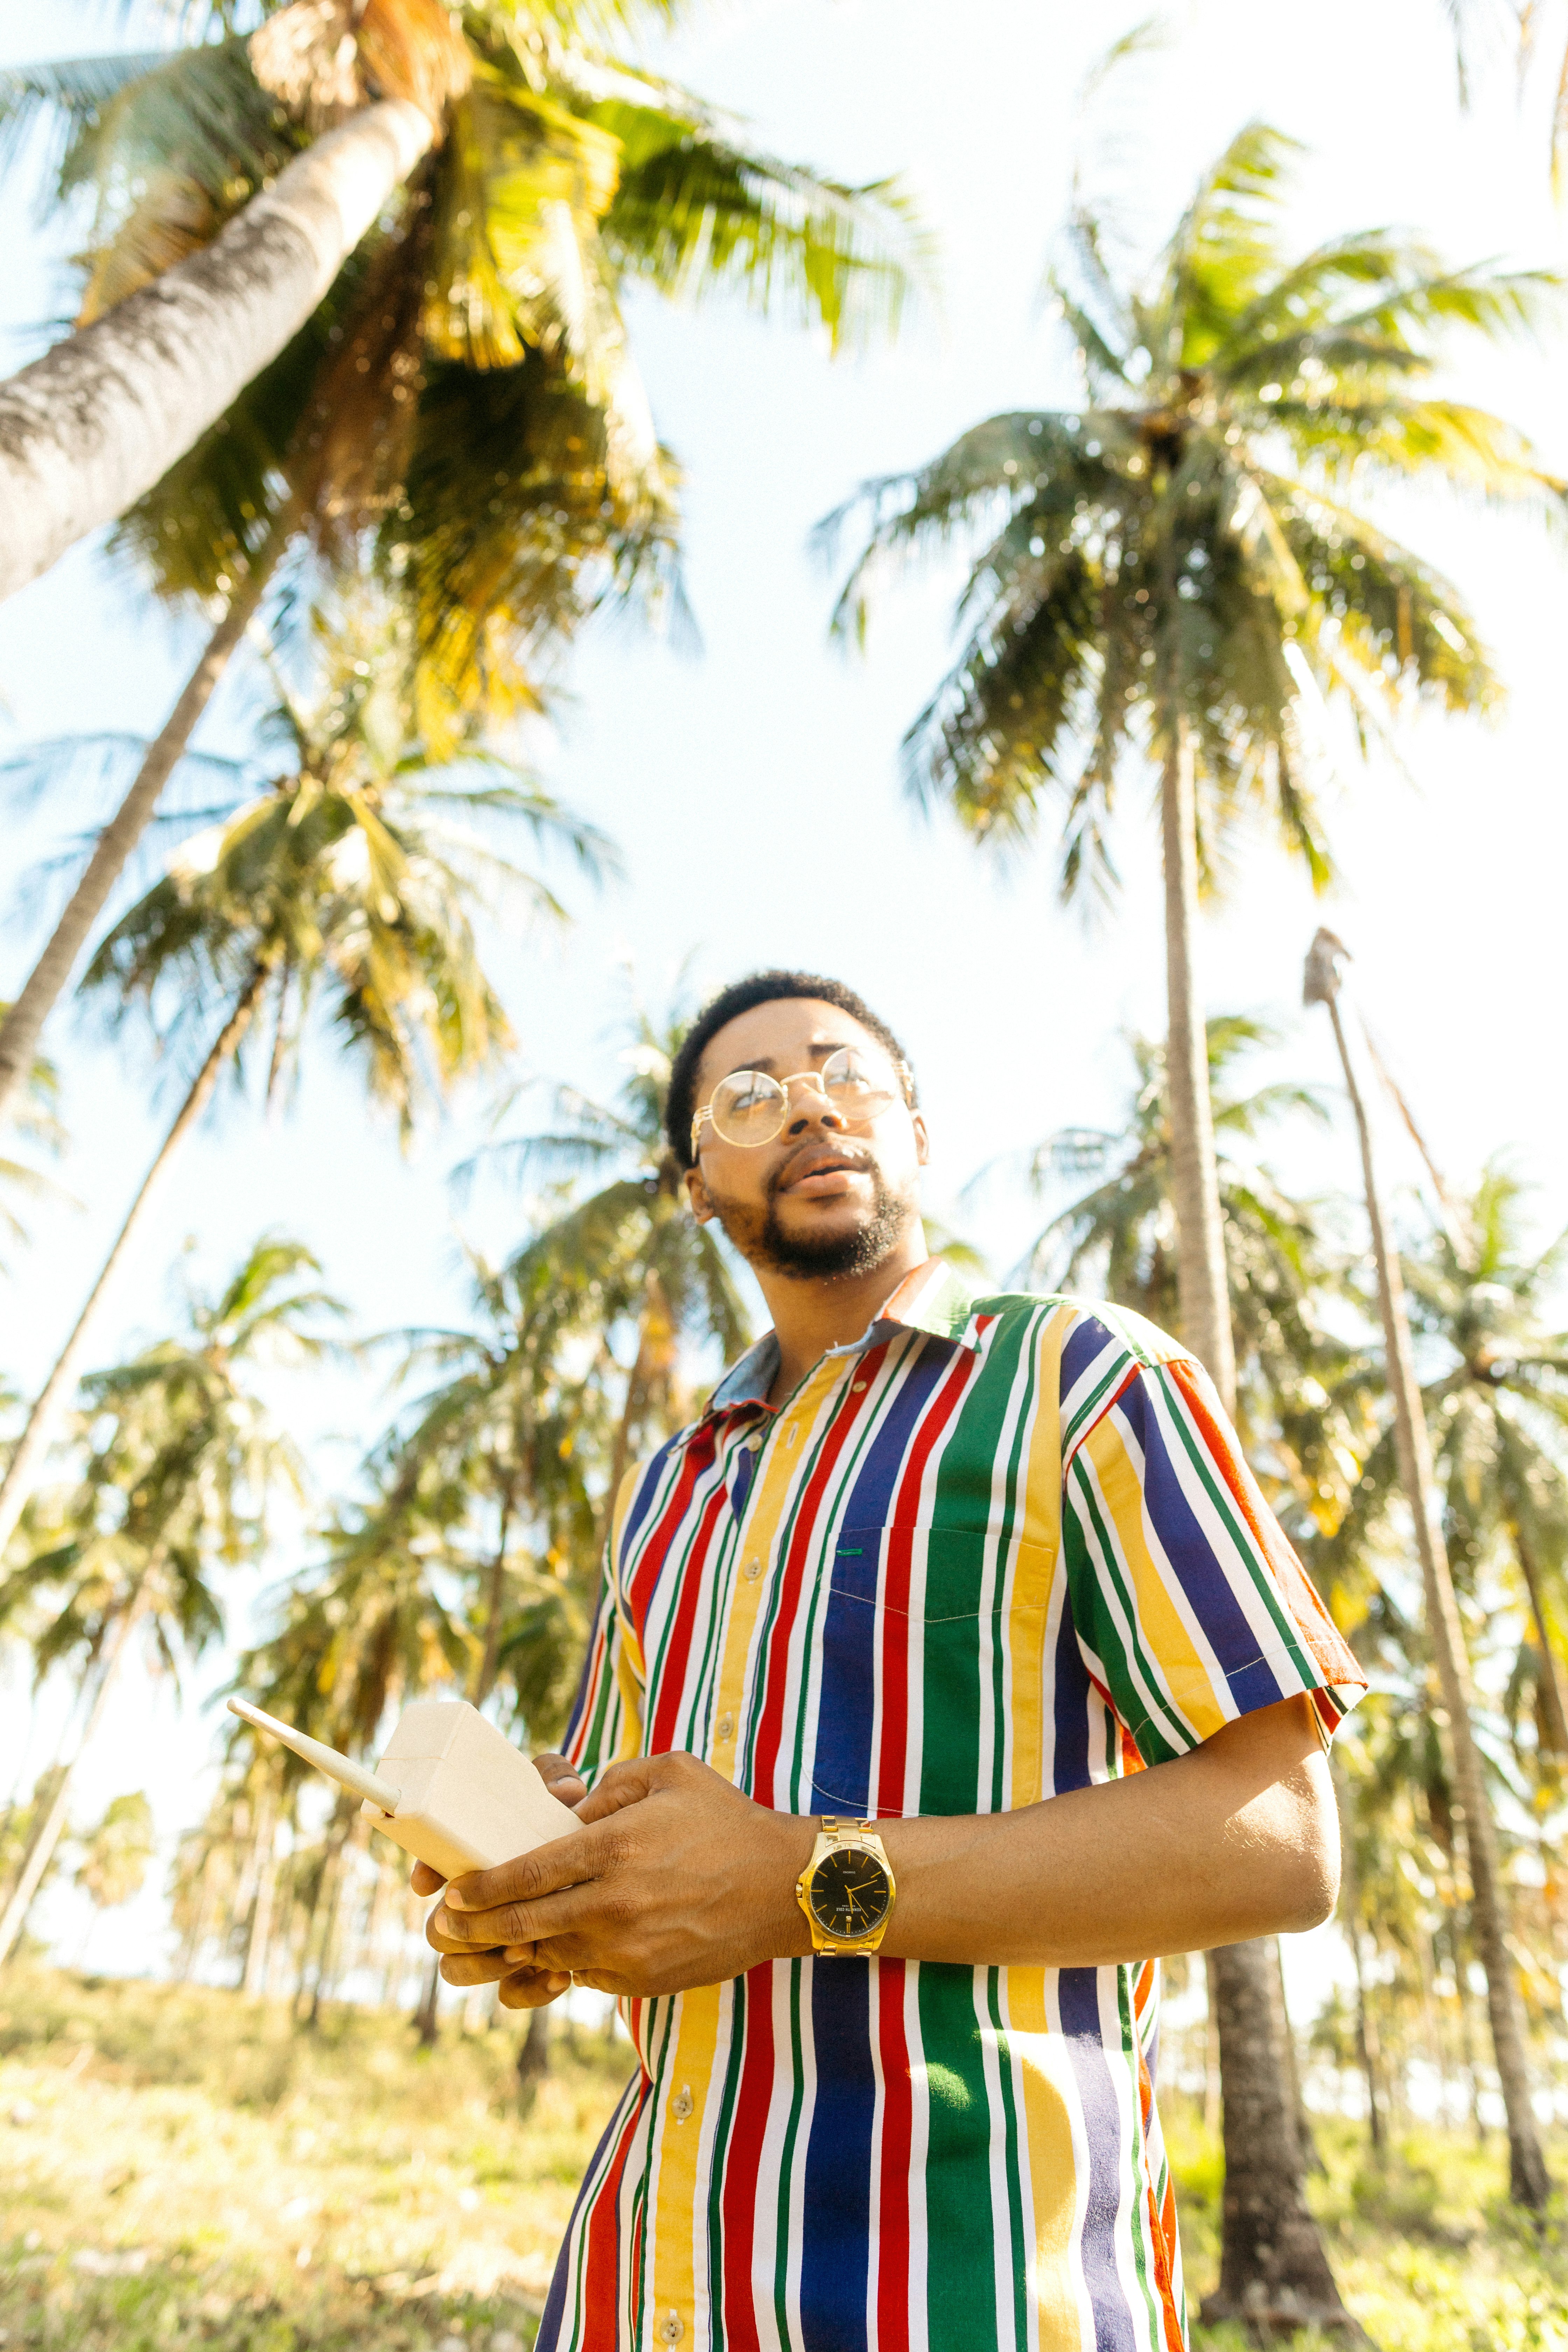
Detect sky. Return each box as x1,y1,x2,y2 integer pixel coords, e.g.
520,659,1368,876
1,0,1567,2028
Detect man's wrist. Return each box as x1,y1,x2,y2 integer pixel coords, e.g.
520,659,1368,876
768,1812,819,1959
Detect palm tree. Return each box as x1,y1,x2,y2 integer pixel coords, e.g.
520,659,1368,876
994,1014,1382,1540
233,1466,482,2023
825,119,1559,2308
0,0,922,1129
379,1240,609,1718
825,121,1555,1415
0,1023,68,1274
1306,929,1551,2208
996,1011,1385,2217
1406,1164,1568,1759
458,992,753,1524
71,1789,157,1918
0,1234,340,1967
1444,4,1568,186
0,595,604,1559
0,0,916,598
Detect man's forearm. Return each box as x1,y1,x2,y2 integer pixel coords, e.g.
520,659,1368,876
429,1695,1338,1999
872,1696,1337,1968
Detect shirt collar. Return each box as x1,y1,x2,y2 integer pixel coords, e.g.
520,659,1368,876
705,1257,982,1419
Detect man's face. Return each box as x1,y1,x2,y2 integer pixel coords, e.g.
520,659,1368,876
683,998,928,1282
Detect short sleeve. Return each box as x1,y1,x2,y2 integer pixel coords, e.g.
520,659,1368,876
1061,1344,1365,1766
561,1467,647,1785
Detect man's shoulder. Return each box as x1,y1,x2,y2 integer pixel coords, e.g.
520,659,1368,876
962,1288,1193,1374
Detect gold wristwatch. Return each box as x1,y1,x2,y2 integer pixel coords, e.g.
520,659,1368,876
796,1818,897,1956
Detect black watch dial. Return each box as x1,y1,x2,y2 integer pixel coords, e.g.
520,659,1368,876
808,1845,891,1940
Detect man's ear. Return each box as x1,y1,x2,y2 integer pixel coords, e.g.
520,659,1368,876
685,1163,714,1224
912,1112,931,1168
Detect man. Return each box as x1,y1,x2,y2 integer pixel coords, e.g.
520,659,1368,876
423,970,1364,2352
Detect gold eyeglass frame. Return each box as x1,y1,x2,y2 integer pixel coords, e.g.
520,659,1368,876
690,1045,905,1156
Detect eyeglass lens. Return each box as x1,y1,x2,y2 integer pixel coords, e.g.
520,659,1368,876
706,1048,897,1148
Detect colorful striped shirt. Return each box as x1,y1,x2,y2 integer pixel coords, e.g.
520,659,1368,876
537,1262,1364,2352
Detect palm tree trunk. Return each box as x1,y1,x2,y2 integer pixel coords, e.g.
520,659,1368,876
0,1578,151,1966
1203,1937,1360,2332
596,1278,670,1556
0,502,296,1132
1308,934,1550,2210
471,1495,513,1709
175,1847,216,1986
414,1952,442,2046
1511,1522,1568,1758
515,2001,552,2117
359,1847,400,2007
0,961,270,1559
1159,716,1236,1407
1274,1940,1323,2176
1331,1751,1383,2151
306,1803,356,2028
241,1776,281,2000
1161,727,1351,2324
0,103,432,606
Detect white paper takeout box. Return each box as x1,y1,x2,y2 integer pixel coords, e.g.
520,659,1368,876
228,1695,582,1881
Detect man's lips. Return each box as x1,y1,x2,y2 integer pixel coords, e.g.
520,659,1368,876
776,1147,872,1197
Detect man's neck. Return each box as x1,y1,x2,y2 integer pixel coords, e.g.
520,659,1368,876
757,1227,932,1406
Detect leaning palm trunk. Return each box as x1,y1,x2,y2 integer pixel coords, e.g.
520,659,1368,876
0,503,297,1132
0,962,270,1558
1307,929,1550,2210
0,102,431,606
1511,1522,1568,1758
1160,724,1355,2328
0,1577,152,1966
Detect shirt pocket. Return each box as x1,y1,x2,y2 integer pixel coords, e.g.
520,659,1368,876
810,1524,1054,1818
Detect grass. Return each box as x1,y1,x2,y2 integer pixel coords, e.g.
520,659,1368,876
1,1963,1566,2348
0,1962,623,2351
1170,2103,1568,2350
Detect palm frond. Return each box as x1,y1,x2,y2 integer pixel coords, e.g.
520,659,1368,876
595,95,927,354
0,50,164,181
61,38,296,323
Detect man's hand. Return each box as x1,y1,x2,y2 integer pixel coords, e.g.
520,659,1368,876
422,1752,814,2001
412,1751,593,2011
413,1698,1338,2003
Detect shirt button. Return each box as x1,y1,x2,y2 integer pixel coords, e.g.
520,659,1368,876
660,2313,686,2344
852,1380,868,1393
716,1714,734,1741
743,1556,762,1581
671,2085,693,2123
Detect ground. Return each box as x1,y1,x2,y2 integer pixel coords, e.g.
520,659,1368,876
0,1966,1564,2351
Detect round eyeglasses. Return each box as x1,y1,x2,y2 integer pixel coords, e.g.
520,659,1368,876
691,1045,904,1154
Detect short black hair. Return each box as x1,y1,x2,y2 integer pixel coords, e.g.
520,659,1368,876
665,970,917,1170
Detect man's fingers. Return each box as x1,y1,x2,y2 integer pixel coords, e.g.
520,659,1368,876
574,1757,663,1825
434,1876,595,1952
443,1822,596,1917
426,1910,516,1958
533,1751,590,1808
438,1947,521,1988
498,1966,572,2011
410,1861,446,1897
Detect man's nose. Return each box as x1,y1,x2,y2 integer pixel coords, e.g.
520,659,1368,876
785,1086,844,1136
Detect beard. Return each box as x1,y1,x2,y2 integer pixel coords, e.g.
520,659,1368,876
714,1155,914,1283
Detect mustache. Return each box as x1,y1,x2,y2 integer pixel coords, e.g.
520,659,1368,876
766,1140,876,1201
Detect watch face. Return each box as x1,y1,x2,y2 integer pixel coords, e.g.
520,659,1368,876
808,1845,891,1941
